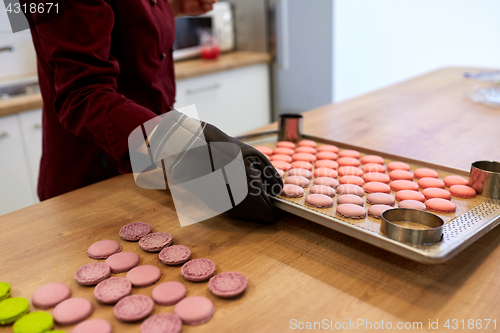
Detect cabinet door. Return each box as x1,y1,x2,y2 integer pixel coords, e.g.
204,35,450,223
18,109,42,203
175,64,271,136
0,114,34,215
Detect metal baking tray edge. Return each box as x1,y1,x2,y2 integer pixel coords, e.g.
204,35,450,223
238,131,500,264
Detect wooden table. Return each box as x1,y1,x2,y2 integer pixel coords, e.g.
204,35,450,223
2,67,500,332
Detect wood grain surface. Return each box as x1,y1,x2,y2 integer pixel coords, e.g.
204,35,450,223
2,67,500,333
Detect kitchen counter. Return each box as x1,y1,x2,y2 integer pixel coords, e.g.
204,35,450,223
0,51,272,118
2,67,500,332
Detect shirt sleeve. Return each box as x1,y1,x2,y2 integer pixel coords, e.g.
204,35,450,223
27,0,159,171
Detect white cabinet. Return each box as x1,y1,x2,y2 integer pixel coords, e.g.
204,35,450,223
18,109,42,203
0,114,35,215
175,63,271,136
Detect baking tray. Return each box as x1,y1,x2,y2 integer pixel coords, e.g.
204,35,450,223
237,131,500,264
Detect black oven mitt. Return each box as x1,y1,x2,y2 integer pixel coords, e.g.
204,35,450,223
149,110,283,224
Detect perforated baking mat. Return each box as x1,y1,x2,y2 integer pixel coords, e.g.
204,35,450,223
237,131,500,264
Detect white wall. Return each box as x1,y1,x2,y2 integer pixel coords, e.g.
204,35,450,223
334,0,500,102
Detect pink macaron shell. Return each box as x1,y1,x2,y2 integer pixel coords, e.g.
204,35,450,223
422,188,451,200
364,182,391,194
159,245,192,265
338,149,360,159
398,200,427,211
276,168,285,178
152,281,187,306
72,319,112,333
316,151,338,161
254,146,273,156
387,161,410,172
317,144,339,153
362,163,386,173
288,168,313,179
395,190,425,202
271,160,292,171
389,170,414,181
309,185,336,197
126,265,162,287
313,167,338,179
114,294,154,322
366,193,395,206
443,175,469,187
390,180,419,192
449,185,476,198
314,159,339,170
337,157,360,167
337,194,364,206
181,258,216,282
305,194,334,208
276,141,295,149
269,154,293,163
74,262,111,286
297,139,317,148
339,175,365,186
292,153,317,163
87,240,121,259
285,175,310,188
105,252,140,273
336,184,364,196
363,172,390,184
295,146,317,154
418,177,445,189
94,277,132,304
174,296,215,326
338,166,363,177
313,177,339,189
336,204,366,219
32,283,71,309
413,168,439,179
139,232,173,252
280,184,305,198
208,272,248,298
273,147,294,156
53,297,93,325
425,198,457,213
291,161,313,171
140,313,183,333
360,155,385,165
368,204,393,219
119,222,152,241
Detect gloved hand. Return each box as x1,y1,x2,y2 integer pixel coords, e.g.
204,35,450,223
148,110,283,224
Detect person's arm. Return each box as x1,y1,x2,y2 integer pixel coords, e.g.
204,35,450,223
26,0,159,171
169,0,217,18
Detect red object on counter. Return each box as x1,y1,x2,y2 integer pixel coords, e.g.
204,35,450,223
200,45,221,60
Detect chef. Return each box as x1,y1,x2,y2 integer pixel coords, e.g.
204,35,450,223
22,0,282,223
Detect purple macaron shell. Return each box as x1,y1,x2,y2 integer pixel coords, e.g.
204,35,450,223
119,222,152,241
151,282,187,306
114,294,154,322
140,313,182,333
139,232,173,252
159,245,192,265
208,272,248,298
87,240,121,259
105,252,140,273
72,319,112,333
126,265,162,287
32,283,71,309
53,297,93,325
74,262,111,286
174,296,215,326
181,259,216,282
94,277,132,304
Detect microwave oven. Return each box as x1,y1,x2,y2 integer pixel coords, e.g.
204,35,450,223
173,2,235,61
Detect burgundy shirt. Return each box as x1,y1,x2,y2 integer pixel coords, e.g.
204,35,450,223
25,0,175,200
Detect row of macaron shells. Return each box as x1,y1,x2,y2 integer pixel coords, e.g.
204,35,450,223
255,140,477,216
12,222,248,333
